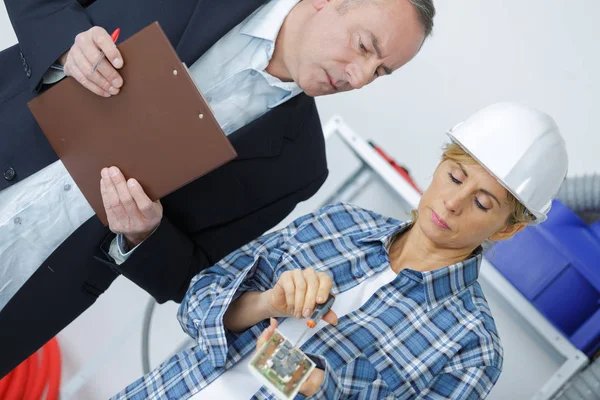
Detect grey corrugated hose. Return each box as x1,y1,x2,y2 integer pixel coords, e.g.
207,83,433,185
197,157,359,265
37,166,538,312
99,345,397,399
556,174,600,223
141,298,196,374
142,298,156,374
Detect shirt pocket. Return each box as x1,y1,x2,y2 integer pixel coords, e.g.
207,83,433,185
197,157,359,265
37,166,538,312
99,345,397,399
10,175,94,270
361,344,419,399
0,173,93,308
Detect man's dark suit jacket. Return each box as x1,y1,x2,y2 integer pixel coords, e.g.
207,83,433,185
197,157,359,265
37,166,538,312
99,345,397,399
0,0,328,377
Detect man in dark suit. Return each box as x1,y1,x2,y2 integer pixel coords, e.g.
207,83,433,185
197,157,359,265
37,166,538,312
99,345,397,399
0,0,435,377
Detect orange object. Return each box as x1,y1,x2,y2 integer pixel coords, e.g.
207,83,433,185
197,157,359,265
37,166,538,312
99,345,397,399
306,320,316,328
110,28,121,43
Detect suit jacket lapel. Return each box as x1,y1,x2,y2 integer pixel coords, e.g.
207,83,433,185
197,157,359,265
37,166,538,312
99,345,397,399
228,93,316,160
176,0,266,65
174,1,318,161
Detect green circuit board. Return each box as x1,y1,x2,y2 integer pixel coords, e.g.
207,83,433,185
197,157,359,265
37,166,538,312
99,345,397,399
248,330,315,399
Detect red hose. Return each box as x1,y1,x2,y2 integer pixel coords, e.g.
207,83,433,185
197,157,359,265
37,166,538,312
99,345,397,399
23,348,48,400
0,371,14,399
1,337,62,400
23,355,37,396
4,357,29,400
45,338,62,400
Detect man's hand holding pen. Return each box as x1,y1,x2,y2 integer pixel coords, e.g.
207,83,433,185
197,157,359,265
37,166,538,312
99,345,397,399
60,26,123,97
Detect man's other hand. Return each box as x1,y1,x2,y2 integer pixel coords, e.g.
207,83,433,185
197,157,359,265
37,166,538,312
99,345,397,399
100,167,162,249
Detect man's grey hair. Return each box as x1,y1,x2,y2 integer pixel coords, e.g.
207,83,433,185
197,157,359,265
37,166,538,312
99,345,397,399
337,0,436,38
407,0,435,38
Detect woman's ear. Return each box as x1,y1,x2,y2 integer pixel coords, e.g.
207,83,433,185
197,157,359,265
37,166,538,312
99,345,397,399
488,223,527,242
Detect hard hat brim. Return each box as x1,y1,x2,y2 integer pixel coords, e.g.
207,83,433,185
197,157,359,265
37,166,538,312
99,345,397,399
446,131,546,225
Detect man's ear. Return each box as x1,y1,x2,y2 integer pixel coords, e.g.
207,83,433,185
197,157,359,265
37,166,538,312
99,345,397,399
488,223,527,242
312,0,331,11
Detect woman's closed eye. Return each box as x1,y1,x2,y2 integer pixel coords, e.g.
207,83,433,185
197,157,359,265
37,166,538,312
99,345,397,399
448,173,491,211
448,172,461,184
475,198,490,211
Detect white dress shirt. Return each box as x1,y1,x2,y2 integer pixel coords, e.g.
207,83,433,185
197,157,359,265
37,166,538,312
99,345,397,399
0,0,301,311
108,0,301,263
195,266,398,399
0,161,94,311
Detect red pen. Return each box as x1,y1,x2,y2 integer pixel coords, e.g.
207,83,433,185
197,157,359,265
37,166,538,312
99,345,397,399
90,28,121,73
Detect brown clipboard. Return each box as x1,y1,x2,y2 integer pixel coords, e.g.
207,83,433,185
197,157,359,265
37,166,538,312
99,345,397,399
28,22,237,226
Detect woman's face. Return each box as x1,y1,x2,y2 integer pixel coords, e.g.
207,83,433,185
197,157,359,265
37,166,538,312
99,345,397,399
417,159,523,251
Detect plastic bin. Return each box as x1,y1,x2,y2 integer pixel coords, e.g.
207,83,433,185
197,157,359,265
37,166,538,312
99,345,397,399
488,200,600,357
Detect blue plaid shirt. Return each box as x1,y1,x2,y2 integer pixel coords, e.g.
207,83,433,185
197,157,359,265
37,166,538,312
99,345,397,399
113,203,503,400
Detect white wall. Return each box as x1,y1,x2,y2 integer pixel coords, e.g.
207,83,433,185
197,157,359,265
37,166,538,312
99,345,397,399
314,3,600,398
1,1,598,399
0,3,16,50
316,0,600,190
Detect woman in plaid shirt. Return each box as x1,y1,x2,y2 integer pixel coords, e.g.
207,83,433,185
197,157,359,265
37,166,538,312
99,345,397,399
114,102,568,400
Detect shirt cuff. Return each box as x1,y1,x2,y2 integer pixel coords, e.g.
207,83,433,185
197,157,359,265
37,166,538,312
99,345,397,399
304,353,343,400
106,234,142,265
107,224,161,265
179,260,260,368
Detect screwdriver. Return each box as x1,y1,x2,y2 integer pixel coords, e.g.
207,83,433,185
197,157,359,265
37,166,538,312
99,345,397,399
294,293,335,348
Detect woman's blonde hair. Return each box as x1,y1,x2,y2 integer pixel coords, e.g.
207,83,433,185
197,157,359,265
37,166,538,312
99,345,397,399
412,143,535,226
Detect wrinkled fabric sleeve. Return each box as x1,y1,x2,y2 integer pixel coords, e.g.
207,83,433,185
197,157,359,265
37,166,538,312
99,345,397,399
176,206,333,365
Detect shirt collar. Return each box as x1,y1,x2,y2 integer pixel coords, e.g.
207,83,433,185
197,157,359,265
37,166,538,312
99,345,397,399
403,248,483,311
356,220,413,246
358,220,483,311
240,0,300,43
241,0,302,96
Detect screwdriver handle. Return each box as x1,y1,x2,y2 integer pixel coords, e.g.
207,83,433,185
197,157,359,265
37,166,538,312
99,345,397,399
306,293,335,328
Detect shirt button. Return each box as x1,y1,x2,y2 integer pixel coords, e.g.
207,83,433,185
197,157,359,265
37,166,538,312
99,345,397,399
266,44,272,53
64,183,72,191
14,217,22,225
4,167,16,181
250,70,257,76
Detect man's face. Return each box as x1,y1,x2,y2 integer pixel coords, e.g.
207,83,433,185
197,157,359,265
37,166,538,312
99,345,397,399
289,0,426,97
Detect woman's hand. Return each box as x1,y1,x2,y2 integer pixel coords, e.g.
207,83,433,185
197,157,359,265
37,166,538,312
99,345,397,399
223,268,337,333
263,268,338,324
256,318,325,397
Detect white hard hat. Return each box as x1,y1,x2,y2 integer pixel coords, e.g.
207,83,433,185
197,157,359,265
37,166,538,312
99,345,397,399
446,102,568,225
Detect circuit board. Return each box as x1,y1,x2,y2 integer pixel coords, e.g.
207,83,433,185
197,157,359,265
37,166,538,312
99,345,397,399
248,329,315,400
